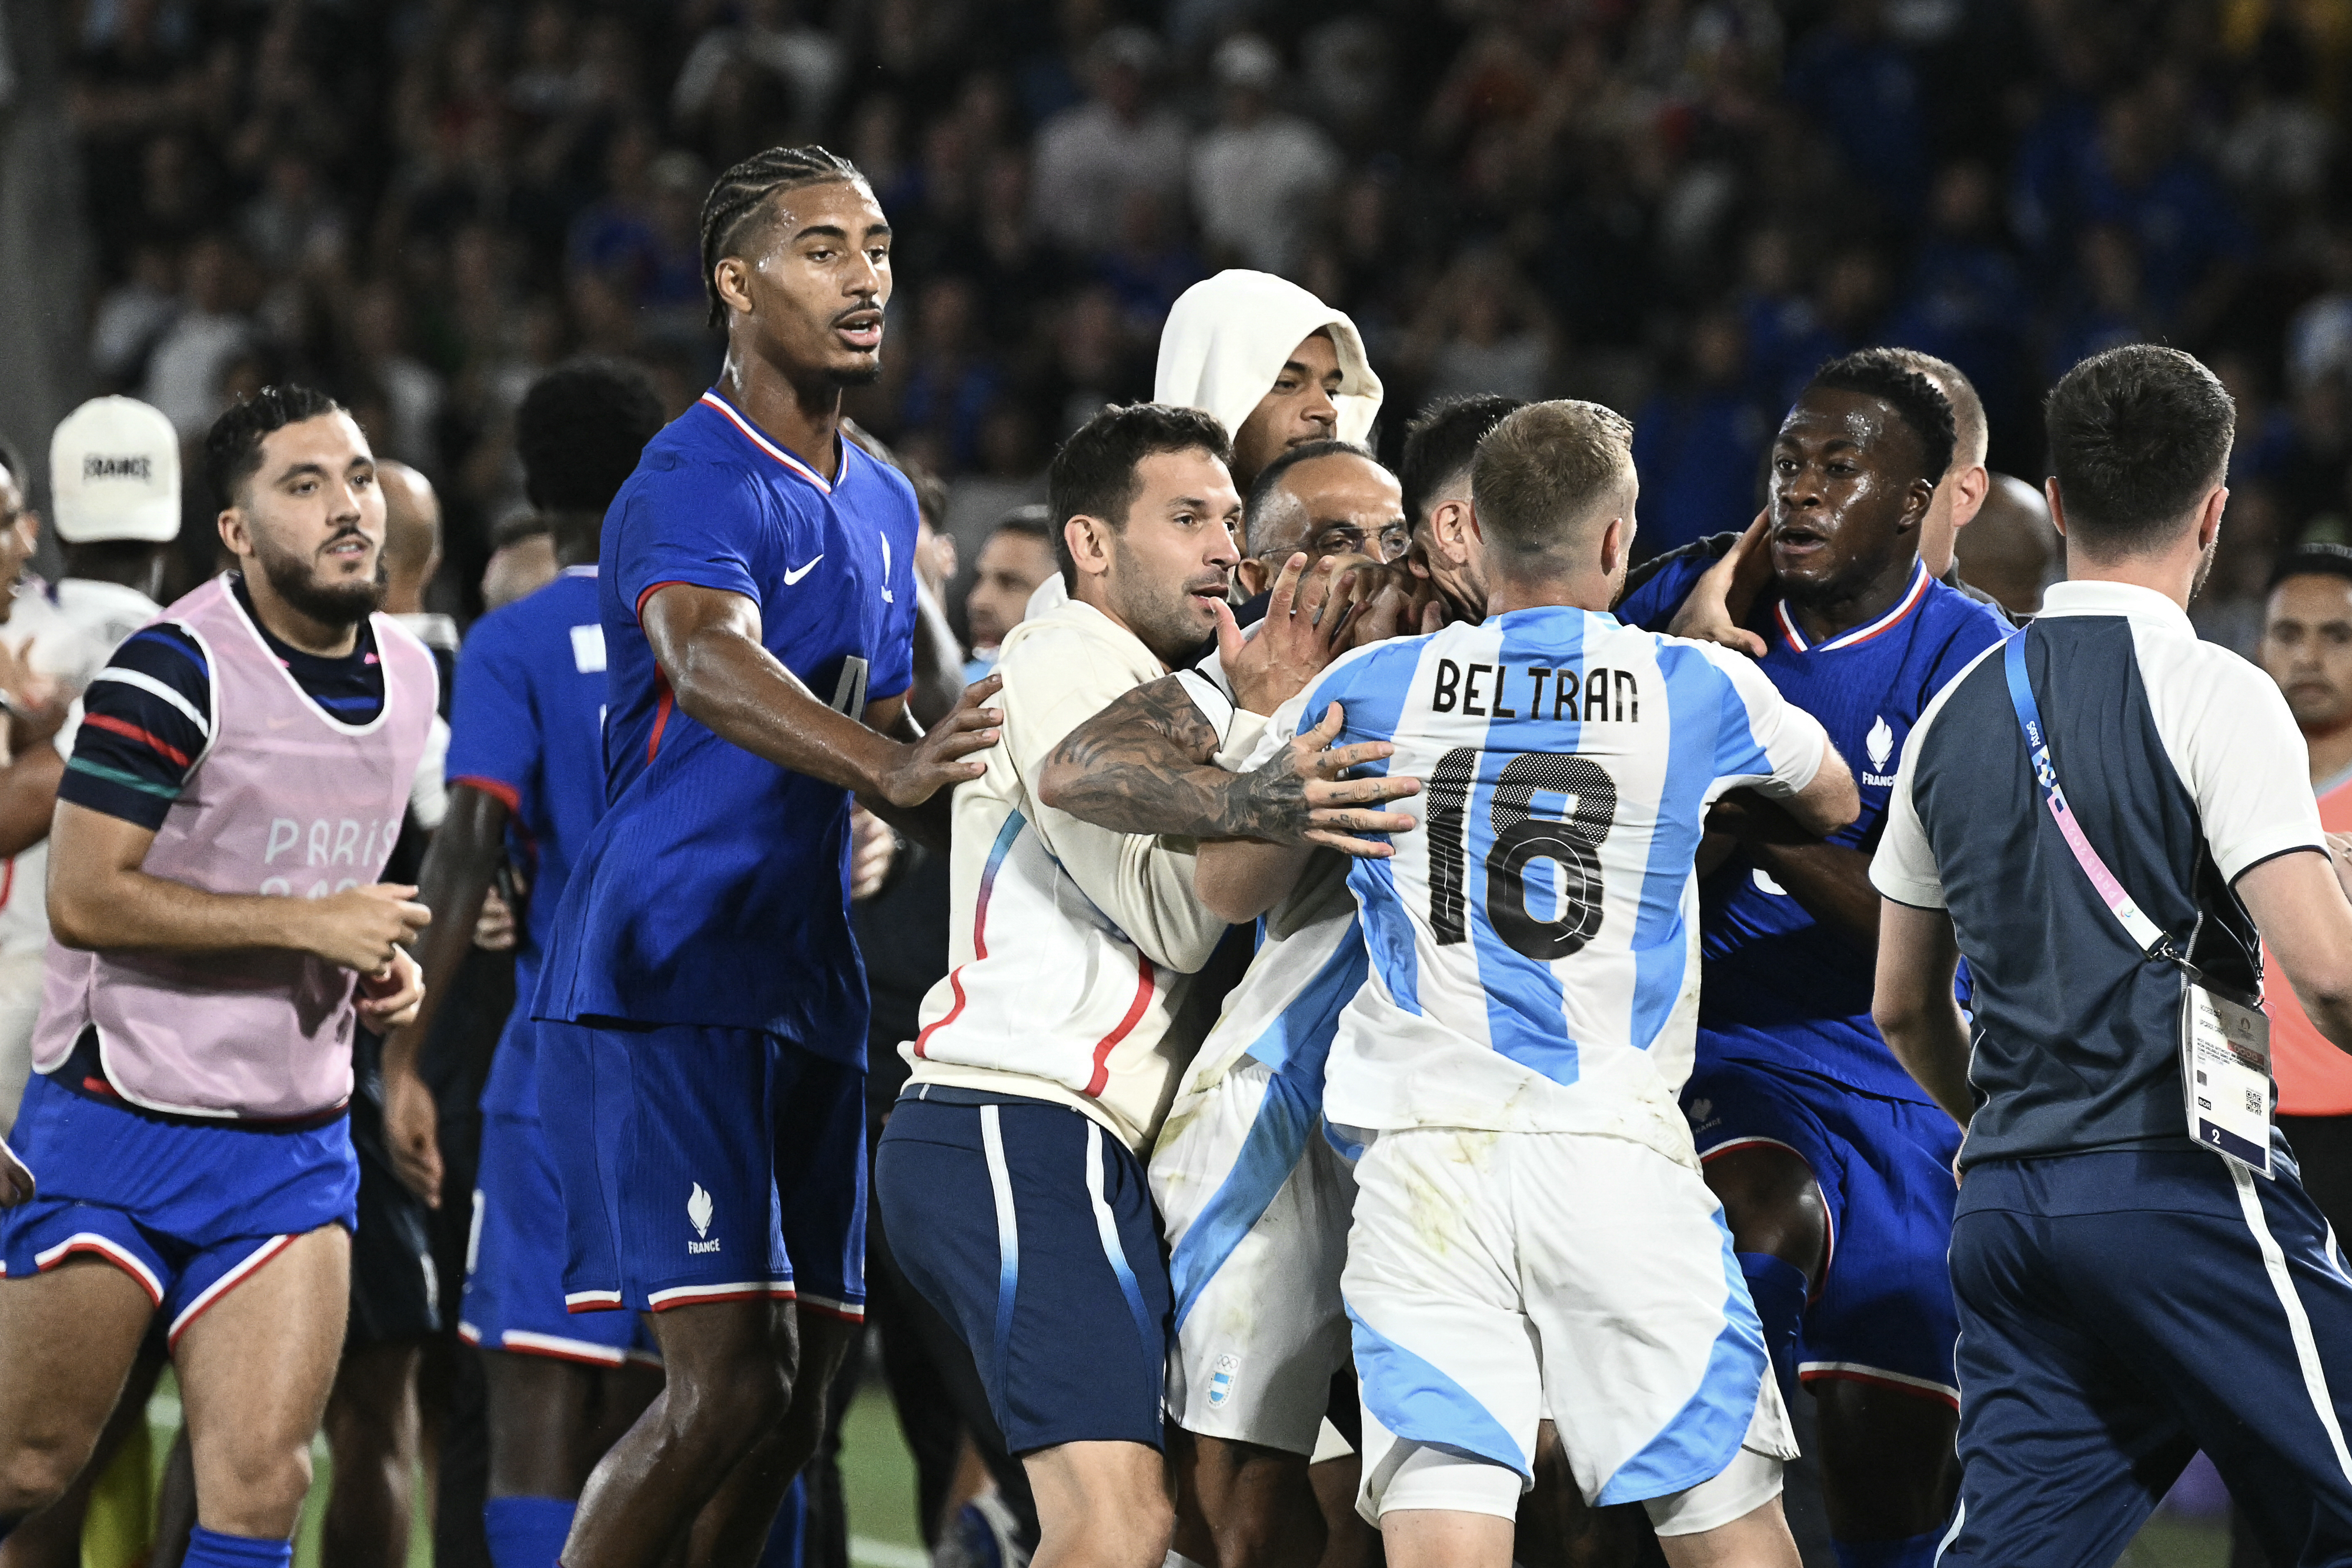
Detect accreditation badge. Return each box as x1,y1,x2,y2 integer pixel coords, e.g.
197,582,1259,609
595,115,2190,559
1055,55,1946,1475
2179,979,2274,1177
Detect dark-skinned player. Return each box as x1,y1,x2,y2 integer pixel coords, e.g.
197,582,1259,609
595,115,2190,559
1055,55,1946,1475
1612,350,2009,1568
526,146,1003,1568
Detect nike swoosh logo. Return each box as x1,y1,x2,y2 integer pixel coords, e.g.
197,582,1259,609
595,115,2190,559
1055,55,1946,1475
784,556,823,585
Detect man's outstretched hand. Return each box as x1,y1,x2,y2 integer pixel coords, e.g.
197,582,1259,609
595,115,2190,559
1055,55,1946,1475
1667,512,1774,658
1228,702,1424,858
0,1135,32,1207
874,673,1001,808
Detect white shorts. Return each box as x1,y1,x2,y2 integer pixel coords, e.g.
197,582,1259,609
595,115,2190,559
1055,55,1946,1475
1344,1127,1795,1529
1155,1054,1357,1455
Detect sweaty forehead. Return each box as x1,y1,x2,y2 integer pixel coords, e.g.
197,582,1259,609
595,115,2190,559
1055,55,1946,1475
1778,387,1918,464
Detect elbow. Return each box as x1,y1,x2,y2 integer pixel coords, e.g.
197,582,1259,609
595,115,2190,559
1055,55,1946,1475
46,888,102,951
1870,991,1923,1047
1035,758,1075,812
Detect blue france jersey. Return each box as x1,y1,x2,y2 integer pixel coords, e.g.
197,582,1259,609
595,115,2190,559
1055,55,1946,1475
534,392,919,1054
1252,607,1830,1153
1616,557,2009,1099
443,567,610,1117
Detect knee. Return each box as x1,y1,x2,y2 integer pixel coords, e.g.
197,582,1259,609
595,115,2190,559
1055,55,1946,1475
1062,1487,1174,1568
667,1350,793,1448
199,1435,315,1537
0,1436,91,1522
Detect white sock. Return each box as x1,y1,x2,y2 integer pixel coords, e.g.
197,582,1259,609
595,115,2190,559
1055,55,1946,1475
1164,1554,1210,1568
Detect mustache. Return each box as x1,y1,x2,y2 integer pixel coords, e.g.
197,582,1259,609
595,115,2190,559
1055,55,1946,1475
833,302,884,327
318,526,372,554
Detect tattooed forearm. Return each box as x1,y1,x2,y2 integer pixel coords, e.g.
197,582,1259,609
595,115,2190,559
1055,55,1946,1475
1036,677,1250,837
1038,677,1405,846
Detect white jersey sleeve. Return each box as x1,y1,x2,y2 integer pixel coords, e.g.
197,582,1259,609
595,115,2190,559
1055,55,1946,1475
1696,643,1830,801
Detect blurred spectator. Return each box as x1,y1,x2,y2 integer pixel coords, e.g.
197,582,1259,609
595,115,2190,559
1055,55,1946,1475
1633,310,1769,558
895,278,1006,474
1029,28,1190,258
1885,162,2030,457
141,235,253,439
2043,225,2148,386
1190,36,1341,279
963,506,1058,681
2079,78,2251,338
35,0,2349,665
1781,0,1928,213
1407,249,1554,405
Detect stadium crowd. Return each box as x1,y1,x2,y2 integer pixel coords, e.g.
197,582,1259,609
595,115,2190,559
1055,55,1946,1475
58,0,2352,639
5,4,2352,1568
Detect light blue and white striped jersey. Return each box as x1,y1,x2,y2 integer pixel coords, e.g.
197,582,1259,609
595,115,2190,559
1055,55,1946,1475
1252,606,1830,1156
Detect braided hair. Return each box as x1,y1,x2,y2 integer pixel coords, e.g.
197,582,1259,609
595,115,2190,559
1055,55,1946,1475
698,145,867,329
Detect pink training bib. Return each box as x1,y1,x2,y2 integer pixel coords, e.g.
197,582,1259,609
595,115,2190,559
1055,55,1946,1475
33,575,438,1119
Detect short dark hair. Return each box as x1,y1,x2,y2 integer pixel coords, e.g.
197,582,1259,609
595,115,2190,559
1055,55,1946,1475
1046,403,1232,588
203,385,344,509
1880,347,1986,470
990,503,1054,543
2045,345,2236,554
1246,439,1378,555
1804,349,1956,485
699,145,866,329
1470,400,1635,564
2269,543,2352,595
515,359,666,514
1402,394,1524,528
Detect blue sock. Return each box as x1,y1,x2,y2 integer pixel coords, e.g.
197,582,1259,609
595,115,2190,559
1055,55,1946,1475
1832,1530,1945,1568
1738,1251,1809,1407
183,1527,293,1568
485,1496,577,1568
755,1475,807,1568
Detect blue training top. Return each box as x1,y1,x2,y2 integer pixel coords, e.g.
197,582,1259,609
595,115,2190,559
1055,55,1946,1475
1616,552,2008,1101
445,566,611,1116
534,392,920,1055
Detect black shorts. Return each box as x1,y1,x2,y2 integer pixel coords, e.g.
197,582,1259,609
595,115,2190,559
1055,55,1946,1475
346,1047,441,1349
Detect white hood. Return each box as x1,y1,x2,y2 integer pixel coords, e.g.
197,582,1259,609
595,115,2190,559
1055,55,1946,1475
1154,270,1383,449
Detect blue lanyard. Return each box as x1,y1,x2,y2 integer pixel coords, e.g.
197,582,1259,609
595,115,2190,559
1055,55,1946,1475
2002,631,2179,962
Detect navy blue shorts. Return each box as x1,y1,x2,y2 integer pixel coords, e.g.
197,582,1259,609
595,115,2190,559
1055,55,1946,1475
875,1092,1170,1455
537,1021,865,1320
1686,1058,1962,1405
0,1071,359,1346
462,1102,657,1366
1946,1147,2352,1568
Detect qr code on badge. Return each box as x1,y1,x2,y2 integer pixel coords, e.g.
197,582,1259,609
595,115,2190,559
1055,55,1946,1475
2247,1088,2265,1116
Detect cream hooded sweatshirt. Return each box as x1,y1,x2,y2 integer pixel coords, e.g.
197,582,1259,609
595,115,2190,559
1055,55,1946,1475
1152,270,1384,449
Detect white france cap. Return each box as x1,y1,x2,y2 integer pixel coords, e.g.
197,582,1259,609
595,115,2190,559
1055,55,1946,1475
49,396,181,544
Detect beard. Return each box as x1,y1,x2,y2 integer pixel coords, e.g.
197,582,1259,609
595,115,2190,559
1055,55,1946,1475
833,356,884,387
2189,533,2220,602
254,527,387,628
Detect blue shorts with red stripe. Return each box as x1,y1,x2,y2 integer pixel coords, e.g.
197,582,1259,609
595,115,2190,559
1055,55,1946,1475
462,1099,659,1366
0,1069,358,1346
537,1020,866,1320
1684,1055,1962,1406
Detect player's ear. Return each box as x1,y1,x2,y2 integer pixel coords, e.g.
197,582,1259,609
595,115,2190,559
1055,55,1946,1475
2044,477,2068,538
216,506,249,560
712,255,755,317
1064,514,1114,580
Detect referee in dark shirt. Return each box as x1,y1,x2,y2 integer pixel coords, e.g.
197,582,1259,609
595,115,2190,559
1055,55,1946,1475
1870,344,2352,1568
